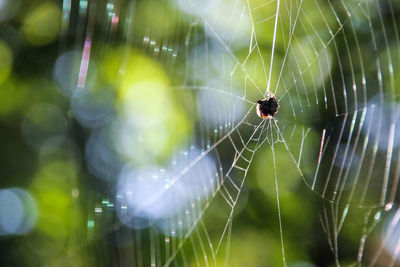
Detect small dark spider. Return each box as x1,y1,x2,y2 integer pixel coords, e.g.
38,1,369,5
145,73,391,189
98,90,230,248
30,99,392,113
256,92,279,119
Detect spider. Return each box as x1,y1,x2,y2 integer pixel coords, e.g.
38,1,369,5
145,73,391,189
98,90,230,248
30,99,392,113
256,92,279,119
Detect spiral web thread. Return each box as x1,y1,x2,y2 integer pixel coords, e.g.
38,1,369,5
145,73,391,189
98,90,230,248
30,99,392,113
67,0,400,265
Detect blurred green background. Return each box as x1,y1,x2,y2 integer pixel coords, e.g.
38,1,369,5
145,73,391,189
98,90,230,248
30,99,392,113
1,0,400,266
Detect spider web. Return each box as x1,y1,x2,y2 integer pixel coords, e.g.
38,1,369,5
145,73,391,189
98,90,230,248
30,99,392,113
61,0,400,266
